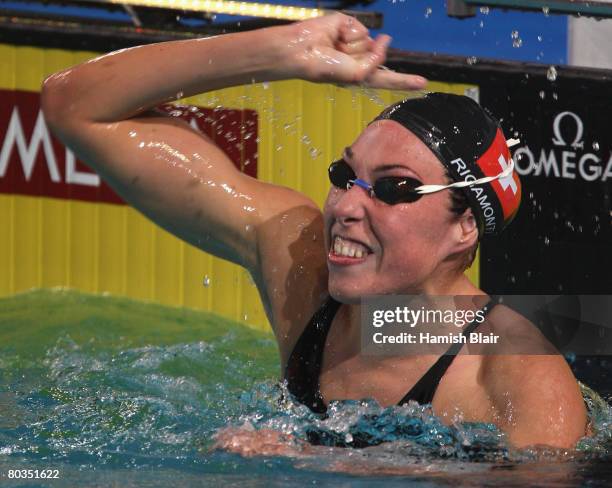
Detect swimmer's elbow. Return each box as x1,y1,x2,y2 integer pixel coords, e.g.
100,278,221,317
41,72,74,134
41,70,93,137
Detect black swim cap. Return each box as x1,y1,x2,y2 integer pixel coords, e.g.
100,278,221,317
373,93,521,235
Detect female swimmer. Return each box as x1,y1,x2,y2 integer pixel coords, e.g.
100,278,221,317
41,13,586,449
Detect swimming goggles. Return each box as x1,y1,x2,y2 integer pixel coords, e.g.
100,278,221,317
328,141,518,205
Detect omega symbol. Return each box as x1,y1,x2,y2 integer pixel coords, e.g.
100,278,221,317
552,111,584,149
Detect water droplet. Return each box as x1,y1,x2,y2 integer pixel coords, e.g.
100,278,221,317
176,91,184,100
552,92,558,100
345,433,353,443
424,7,432,18
129,130,137,138
245,224,253,232
138,142,145,148
544,237,550,246
243,313,248,321
542,6,550,16
276,145,283,151
452,125,460,134
546,65,557,81
539,90,545,99
537,35,543,42
466,56,478,65
593,141,600,151
262,82,269,90
203,275,211,287
480,6,489,14
509,275,516,283
309,147,321,158
479,20,484,28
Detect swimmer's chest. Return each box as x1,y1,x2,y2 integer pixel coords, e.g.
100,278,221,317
318,346,494,423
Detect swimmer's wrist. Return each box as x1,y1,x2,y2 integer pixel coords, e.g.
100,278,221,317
222,23,303,83
254,23,309,81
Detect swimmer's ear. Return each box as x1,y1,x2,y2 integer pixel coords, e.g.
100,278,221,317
456,211,479,248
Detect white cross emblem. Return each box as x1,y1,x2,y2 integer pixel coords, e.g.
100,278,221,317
498,154,518,194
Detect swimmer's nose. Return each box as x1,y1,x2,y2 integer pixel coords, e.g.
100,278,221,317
332,183,369,225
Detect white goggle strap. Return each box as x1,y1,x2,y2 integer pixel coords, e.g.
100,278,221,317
414,138,520,195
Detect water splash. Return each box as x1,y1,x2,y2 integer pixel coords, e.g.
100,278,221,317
1,291,610,486
511,31,523,48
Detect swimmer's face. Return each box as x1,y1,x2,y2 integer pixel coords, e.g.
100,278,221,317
323,120,462,302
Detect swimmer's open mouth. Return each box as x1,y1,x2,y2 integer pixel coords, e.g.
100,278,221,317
330,235,373,258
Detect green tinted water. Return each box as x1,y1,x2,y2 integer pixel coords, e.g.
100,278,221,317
0,290,610,487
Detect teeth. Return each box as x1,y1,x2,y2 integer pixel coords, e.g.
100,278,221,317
334,241,342,255
332,236,369,258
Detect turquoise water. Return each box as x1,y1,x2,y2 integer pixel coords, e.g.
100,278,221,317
0,290,610,487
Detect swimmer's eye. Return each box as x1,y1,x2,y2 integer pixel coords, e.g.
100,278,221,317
328,159,423,205
374,176,423,204
328,159,356,190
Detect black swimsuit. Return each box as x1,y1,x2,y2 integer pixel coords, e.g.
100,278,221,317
285,296,495,415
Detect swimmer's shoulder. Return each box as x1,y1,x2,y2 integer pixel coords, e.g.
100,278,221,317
479,344,587,448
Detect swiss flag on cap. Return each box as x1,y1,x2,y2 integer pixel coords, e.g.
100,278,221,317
476,128,522,222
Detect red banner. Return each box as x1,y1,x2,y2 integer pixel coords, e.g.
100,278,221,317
0,89,258,205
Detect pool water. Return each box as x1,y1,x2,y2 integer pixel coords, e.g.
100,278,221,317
0,290,610,487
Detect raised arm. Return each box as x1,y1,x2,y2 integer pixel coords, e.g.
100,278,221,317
41,14,424,270
40,13,425,344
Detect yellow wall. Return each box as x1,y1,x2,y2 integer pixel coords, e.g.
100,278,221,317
0,43,479,331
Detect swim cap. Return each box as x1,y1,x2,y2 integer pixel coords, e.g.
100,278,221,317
373,93,521,235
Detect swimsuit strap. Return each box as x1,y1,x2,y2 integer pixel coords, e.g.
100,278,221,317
284,296,341,413
397,298,496,406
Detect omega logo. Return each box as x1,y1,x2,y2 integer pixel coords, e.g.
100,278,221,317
552,111,584,149
513,110,611,182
